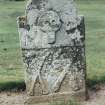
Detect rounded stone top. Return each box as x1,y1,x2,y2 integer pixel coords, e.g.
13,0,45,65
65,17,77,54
26,0,78,30
26,0,77,17
18,0,84,49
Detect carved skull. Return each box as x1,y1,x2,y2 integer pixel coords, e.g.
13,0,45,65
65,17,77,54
37,10,61,44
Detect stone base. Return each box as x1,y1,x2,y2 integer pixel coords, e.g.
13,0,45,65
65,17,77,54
25,89,86,105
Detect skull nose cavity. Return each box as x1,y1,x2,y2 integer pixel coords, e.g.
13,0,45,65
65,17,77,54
44,21,49,25
52,20,55,23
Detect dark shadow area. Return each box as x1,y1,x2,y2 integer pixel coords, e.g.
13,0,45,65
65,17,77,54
0,81,26,92
87,75,105,89
0,76,105,92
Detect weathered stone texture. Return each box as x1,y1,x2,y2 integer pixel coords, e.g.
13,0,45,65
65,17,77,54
17,0,86,103
22,46,85,96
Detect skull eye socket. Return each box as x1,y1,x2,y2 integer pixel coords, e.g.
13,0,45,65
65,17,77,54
67,21,76,26
44,21,49,24
67,22,71,26
52,20,55,23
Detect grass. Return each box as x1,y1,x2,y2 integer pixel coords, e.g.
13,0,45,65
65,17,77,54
0,0,105,90
0,81,25,91
0,1,26,88
76,0,105,87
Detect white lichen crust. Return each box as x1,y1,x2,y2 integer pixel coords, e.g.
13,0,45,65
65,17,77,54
17,0,86,98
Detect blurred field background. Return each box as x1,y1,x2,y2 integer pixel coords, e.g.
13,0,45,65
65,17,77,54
0,0,105,90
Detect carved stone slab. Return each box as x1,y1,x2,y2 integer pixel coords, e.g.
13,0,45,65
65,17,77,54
17,0,87,104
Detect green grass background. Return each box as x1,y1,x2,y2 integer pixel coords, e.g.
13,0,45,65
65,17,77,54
0,0,105,90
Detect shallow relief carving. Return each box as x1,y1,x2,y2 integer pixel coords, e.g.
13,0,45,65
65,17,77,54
17,0,86,97
17,0,85,49
22,47,86,96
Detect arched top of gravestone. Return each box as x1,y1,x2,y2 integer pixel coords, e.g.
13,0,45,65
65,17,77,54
22,0,84,49
26,0,77,18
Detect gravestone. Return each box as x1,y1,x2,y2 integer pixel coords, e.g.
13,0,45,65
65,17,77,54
17,0,87,104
